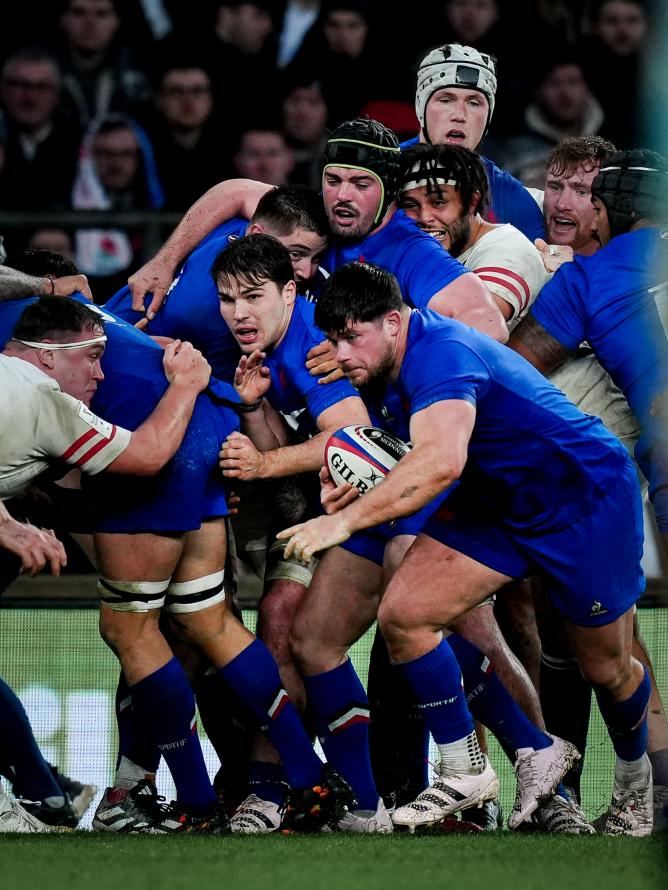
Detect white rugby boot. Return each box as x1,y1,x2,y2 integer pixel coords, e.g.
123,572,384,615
508,734,580,829
392,755,499,832
0,787,52,833
338,797,393,833
229,794,282,834
534,792,596,835
604,754,653,837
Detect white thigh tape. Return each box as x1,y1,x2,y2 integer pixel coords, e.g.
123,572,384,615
165,570,226,614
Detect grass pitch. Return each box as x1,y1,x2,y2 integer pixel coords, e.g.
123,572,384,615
1,833,665,890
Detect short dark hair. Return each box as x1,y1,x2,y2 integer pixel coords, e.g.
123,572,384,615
210,233,294,291
252,184,329,238
12,298,104,344
399,143,490,215
314,262,404,333
5,247,80,279
547,135,618,179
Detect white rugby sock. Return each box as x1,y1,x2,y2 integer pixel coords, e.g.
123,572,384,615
438,730,486,776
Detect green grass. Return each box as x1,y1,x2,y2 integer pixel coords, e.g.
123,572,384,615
0,833,665,890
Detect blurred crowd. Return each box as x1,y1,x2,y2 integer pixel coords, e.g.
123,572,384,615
0,0,656,301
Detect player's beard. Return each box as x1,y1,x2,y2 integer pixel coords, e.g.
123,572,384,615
445,214,472,258
326,204,374,240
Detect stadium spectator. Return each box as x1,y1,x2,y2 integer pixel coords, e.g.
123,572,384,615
0,48,81,215
286,0,392,126
232,126,297,187
146,62,231,211
71,112,165,302
281,74,329,191
50,0,152,128
491,54,605,188
579,0,649,146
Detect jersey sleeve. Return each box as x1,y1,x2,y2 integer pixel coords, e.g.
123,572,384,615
471,232,548,319
402,332,490,413
293,366,360,424
35,389,131,474
528,260,589,350
395,232,469,309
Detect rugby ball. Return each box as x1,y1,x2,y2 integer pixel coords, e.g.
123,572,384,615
325,425,411,493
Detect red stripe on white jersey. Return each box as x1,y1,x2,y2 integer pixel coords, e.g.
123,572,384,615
75,425,117,467
474,266,531,310
60,427,98,462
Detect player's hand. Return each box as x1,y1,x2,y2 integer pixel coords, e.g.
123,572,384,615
227,490,241,516
277,513,351,564
306,340,344,384
219,432,266,480
51,274,93,302
163,340,211,391
234,350,271,404
128,258,174,318
319,465,359,514
0,517,67,577
535,238,574,273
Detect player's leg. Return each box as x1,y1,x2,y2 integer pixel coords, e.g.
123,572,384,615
290,544,388,830
169,519,349,831
380,532,578,831
633,615,668,829
95,530,221,827
566,610,652,837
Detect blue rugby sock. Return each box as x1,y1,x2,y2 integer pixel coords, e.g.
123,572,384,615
115,673,161,774
247,762,289,806
595,667,650,762
0,678,63,802
393,639,474,744
131,658,216,814
220,639,323,789
304,660,378,810
447,634,552,758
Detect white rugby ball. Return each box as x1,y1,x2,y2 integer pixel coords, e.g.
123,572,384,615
325,425,411,493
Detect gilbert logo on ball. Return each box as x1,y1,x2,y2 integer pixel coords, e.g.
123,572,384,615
325,425,411,493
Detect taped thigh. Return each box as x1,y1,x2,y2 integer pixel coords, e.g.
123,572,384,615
264,538,317,587
165,570,226,614
97,577,169,612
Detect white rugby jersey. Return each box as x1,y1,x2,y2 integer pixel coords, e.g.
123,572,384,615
0,354,131,499
458,224,550,329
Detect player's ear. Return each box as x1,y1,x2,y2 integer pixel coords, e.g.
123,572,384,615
283,279,297,305
248,222,265,235
36,346,56,369
469,190,482,216
384,309,403,337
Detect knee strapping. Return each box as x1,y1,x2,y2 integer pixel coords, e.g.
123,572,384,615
97,577,170,612
165,570,225,613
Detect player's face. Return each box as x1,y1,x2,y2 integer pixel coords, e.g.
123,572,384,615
398,184,472,256
544,163,600,253
423,88,488,150
322,167,383,239
592,197,612,247
327,319,394,387
51,328,106,406
272,228,328,284
218,276,296,353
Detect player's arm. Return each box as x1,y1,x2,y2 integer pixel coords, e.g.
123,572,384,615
278,399,475,562
508,312,574,375
106,341,211,475
128,179,273,317
0,501,67,576
0,266,92,302
427,272,509,343
221,396,370,480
